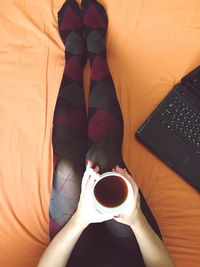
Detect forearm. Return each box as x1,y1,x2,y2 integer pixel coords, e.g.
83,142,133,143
37,214,87,267
131,211,176,267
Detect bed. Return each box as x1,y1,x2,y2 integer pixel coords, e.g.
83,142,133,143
0,0,199,266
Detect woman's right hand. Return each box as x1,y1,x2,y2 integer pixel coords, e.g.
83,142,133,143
112,165,141,227
73,161,113,228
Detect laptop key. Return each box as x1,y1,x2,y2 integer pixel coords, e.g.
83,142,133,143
159,94,200,156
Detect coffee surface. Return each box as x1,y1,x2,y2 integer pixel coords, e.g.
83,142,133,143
94,175,128,208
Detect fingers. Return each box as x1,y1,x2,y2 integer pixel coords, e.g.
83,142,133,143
94,165,100,173
114,165,138,195
86,160,93,170
82,161,100,188
85,170,98,193
81,161,93,191
82,169,94,192
85,160,100,173
112,165,124,175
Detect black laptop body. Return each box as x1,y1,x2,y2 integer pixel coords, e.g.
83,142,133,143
135,65,200,191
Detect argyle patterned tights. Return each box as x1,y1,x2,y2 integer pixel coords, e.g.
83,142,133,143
49,1,161,266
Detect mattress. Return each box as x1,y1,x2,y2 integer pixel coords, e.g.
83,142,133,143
0,0,199,266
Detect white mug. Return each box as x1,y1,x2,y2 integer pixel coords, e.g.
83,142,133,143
91,171,133,216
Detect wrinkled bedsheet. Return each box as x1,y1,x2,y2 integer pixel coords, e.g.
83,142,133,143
0,0,199,266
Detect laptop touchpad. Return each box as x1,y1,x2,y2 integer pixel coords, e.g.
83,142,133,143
161,134,189,167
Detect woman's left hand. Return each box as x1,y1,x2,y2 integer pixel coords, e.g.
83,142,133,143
73,161,113,228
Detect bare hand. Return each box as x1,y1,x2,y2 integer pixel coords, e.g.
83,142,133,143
73,161,113,227
112,165,141,227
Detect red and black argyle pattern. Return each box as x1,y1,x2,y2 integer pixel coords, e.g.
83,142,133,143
82,0,125,171
49,0,87,239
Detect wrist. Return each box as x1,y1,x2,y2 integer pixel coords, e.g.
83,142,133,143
71,212,89,231
130,209,146,230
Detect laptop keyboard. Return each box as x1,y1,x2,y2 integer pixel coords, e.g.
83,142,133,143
160,95,200,156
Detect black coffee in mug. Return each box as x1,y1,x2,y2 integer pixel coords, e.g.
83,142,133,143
94,175,128,208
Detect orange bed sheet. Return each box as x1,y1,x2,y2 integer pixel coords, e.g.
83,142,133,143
0,0,200,266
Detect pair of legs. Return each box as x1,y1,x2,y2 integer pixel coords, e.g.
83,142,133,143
50,0,161,266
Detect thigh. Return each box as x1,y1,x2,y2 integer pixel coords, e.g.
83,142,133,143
79,223,145,267
66,224,104,267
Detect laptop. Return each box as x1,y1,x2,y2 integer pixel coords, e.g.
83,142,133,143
135,65,200,191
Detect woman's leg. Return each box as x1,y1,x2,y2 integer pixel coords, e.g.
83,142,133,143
82,0,124,172
82,0,161,258
49,0,87,239
50,2,102,265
